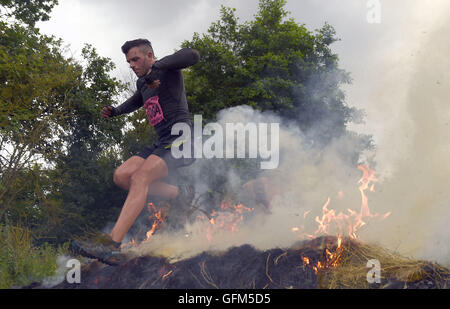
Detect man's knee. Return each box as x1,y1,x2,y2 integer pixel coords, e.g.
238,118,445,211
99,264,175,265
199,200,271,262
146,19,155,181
129,169,146,187
113,168,129,187
130,156,168,187
113,156,145,188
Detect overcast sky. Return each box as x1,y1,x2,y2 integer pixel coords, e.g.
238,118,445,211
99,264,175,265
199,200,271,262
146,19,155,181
36,0,406,79
36,0,449,146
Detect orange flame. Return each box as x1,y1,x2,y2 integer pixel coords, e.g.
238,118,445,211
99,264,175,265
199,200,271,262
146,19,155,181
197,194,254,242
299,165,390,274
159,265,176,280
301,256,310,265
122,202,169,247
143,202,169,242
305,164,390,240
301,235,344,275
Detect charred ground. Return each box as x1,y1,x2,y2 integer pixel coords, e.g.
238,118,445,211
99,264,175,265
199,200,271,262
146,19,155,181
44,236,449,289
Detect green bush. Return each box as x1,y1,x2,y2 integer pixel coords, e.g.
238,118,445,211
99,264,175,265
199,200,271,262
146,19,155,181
0,224,69,289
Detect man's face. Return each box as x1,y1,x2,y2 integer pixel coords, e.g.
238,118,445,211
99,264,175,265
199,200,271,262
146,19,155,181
126,46,153,78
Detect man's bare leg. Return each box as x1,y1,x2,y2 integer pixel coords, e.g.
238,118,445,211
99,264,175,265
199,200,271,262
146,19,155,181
148,181,179,198
110,154,170,243
113,156,178,198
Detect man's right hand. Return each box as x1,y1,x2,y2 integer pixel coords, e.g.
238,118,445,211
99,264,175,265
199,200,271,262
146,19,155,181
101,105,116,119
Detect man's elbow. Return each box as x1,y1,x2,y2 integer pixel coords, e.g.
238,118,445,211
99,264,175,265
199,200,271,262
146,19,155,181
188,48,200,65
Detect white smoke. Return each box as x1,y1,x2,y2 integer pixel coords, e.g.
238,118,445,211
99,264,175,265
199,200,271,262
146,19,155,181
125,105,372,262
356,1,450,267
41,255,73,288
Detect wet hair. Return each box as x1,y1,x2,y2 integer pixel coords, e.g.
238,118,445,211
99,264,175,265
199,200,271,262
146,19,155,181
121,39,154,56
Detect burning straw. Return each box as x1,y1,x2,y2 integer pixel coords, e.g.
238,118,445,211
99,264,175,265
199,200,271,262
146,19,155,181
314,238,449,289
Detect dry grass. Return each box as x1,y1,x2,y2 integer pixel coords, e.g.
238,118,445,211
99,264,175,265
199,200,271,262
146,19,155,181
317,238,449,289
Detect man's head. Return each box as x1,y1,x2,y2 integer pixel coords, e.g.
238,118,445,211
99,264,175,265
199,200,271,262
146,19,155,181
121,39,155,78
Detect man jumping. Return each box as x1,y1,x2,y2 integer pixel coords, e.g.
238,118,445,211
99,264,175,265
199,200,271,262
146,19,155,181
71,39,200,265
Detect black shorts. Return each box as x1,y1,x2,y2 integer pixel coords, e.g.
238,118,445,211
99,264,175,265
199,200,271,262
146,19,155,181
135,127,196,171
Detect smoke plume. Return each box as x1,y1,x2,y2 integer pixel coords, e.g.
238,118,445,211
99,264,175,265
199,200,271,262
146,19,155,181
361,2,450,267
124,104,376,262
